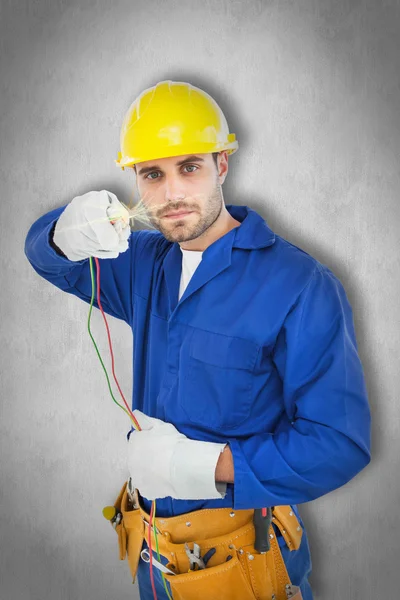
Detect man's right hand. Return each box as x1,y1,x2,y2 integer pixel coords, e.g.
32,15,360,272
52,190,131,261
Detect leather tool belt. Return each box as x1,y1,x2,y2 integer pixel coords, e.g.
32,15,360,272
108,481,304,600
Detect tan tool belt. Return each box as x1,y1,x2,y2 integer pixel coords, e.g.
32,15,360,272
108,481,304,600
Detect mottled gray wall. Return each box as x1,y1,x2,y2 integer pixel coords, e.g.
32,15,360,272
1,0,399,598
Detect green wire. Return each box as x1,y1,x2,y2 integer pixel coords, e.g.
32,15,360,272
88,256,172,600
153,501,173,600
87,256,132,420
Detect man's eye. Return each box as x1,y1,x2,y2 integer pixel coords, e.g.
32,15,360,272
145,172,159,180
183,165,198,173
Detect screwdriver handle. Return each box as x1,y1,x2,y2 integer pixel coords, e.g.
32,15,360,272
253,507,273,553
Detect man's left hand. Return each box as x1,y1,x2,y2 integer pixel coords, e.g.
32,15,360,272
127,410,227,501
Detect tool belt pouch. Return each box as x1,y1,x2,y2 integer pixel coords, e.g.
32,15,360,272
160,505,304,600
164,552,258,600
110,481,144,583
108,481,304,600
162,542,303,600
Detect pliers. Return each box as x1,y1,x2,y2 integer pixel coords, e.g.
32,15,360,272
185,542,206,570
127,477,139,509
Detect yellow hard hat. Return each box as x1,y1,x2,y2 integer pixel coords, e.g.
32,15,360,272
116,80,238,169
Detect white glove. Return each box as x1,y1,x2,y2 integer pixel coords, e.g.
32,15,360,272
53,190,131,261
127,410,227,501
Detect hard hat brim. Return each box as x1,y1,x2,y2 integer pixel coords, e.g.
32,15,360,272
116,141,238,169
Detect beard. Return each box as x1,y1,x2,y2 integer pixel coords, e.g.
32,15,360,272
145,180,223,243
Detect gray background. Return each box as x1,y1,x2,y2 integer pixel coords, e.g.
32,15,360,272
1,0,399,598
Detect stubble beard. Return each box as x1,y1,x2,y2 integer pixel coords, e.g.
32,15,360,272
148,181,223,243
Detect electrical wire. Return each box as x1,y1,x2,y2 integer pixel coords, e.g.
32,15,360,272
87,257,138,427
87,255,172,600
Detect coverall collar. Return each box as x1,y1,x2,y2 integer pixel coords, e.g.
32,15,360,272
227,204,276,249
164,204,276,315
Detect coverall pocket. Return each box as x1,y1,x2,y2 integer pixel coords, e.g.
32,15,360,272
162,552,257,600
180,329,259,429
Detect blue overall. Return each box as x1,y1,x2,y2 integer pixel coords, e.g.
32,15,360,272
25,203,371,599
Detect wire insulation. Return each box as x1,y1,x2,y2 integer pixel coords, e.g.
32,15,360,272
88,255,173,599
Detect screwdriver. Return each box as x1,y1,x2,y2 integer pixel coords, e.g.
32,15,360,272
253,507,273,553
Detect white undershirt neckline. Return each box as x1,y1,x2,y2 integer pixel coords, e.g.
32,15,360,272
178,247,203,301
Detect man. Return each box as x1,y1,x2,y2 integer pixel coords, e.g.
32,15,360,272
24,80,371,600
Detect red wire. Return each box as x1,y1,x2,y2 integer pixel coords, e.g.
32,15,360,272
94,257,157,600
148,501,157,599
94,257,140,431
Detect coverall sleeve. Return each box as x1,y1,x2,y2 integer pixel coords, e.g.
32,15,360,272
24,204,136,325
228,265,372,509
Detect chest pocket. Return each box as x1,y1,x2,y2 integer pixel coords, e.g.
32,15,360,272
179,328,259,430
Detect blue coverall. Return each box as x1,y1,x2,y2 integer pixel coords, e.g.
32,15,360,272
24,203,371,599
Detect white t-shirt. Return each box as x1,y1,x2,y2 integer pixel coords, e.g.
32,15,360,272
178,247,203,301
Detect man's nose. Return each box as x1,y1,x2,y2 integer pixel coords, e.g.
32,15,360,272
164,173,186,201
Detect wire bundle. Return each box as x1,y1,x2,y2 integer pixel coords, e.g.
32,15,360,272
88,255,172,600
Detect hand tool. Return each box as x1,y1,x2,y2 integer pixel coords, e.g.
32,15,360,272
140,549,176,575
185,542,206,570
102,506,122,529
127,477,140,509
112,512,122,530
253,507,273,553
202,547,216,567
